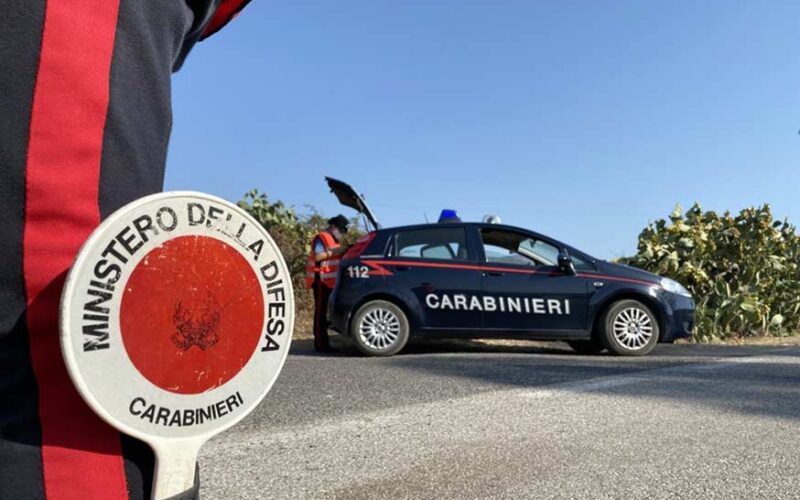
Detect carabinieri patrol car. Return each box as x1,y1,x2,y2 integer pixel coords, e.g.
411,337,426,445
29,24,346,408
324,178,695,357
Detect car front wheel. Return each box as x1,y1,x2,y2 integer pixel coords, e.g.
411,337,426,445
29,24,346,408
600,299,660,356
351,300,410,356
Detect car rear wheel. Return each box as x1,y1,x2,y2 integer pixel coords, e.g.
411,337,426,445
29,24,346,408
600,300,659,356
566,339,605,355
351,300,410,357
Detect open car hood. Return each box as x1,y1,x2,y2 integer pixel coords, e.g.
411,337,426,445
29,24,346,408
325,177,381,231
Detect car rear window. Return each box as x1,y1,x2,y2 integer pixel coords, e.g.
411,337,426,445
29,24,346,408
393,227,469,261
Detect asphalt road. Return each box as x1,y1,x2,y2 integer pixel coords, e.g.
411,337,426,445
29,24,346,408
199,339,800,499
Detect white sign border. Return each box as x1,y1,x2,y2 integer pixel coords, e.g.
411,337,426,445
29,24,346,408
60,190,294,444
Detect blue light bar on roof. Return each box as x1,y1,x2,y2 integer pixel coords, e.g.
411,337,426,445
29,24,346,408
438,209,461,223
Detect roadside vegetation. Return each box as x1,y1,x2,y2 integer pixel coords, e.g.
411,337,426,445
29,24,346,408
237,190,363,333
622,203,800,341
239,189,799,342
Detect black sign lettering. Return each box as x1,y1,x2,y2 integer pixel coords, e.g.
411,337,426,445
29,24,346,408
132,214,158,243
266,318,284,336
247,239,263,260
260,261,279,281
125,392,249,427
156,206,178,231
102,239,128,264
82,321,109,351
261,334,280,352
187,202,206,226
115,226,143,256
93,259,121,284
206,205,224,227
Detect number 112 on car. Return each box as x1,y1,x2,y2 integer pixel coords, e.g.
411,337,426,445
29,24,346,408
347,265,370,279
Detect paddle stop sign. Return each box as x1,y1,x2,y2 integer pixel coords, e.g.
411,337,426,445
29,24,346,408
60,192,293,498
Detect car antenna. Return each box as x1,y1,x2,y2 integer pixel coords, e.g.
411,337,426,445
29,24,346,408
424,212,429,223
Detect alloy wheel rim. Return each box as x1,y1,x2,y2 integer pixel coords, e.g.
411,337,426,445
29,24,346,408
359,307,401,350
612,307,654,350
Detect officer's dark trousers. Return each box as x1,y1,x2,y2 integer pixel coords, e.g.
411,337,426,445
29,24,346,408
312,279,333,351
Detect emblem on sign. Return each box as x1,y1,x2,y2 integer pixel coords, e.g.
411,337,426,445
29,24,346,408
60,191,294,498
171,296,221,351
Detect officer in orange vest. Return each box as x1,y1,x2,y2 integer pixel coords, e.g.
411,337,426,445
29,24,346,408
306,215,350,352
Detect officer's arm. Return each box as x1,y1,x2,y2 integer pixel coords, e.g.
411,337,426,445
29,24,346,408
315,246,346,262
314,251,328,263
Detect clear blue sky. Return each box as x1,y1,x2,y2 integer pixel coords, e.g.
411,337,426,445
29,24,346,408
166,1,799,259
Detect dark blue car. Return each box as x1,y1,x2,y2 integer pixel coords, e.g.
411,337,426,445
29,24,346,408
325,178,695,357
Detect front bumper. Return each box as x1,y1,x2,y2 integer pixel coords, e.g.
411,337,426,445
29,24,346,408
661,293,695,341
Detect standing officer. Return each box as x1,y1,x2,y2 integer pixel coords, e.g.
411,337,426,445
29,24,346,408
306,215,350,352
0,1,249,499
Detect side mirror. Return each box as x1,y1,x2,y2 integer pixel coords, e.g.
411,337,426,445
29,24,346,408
558,252,576,276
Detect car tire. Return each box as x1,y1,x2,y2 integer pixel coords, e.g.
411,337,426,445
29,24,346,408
566,339,605,355
351,300,410,357
600,299,660,356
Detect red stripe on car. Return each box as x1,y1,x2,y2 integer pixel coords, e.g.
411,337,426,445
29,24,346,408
362,260,659,287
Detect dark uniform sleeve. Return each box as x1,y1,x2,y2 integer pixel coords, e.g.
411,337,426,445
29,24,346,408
0,1,249,499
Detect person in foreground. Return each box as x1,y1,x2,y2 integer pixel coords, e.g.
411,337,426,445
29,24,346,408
0,1,251,498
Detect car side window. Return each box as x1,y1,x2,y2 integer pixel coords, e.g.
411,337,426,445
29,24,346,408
480,228,560,267
394,227,469,261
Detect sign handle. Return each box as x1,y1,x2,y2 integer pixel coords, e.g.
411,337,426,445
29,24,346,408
151,438,205,500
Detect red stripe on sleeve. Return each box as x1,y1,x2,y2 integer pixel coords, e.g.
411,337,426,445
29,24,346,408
23,0,129,499
201,0,251,40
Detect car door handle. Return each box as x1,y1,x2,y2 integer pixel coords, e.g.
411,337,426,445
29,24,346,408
394,265,410,271
483,271,505,277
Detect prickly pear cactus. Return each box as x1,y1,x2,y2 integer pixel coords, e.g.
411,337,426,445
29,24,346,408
622,203,800,340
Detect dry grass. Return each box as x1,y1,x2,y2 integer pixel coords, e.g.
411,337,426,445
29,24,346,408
476,335,800,348
293,287,314,340
679,334,800,346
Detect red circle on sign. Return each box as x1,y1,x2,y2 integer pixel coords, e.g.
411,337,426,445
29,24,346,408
120,235,264,394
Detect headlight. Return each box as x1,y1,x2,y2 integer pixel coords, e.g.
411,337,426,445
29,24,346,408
661,278,692,298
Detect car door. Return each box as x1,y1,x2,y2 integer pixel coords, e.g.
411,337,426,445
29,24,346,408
386,226,483,331
478,226,590,334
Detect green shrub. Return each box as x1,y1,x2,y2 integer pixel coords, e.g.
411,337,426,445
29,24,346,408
622,203,800,340
237,189,363,333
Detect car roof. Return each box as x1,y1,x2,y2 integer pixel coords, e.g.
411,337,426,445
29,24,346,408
376,221,536,235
